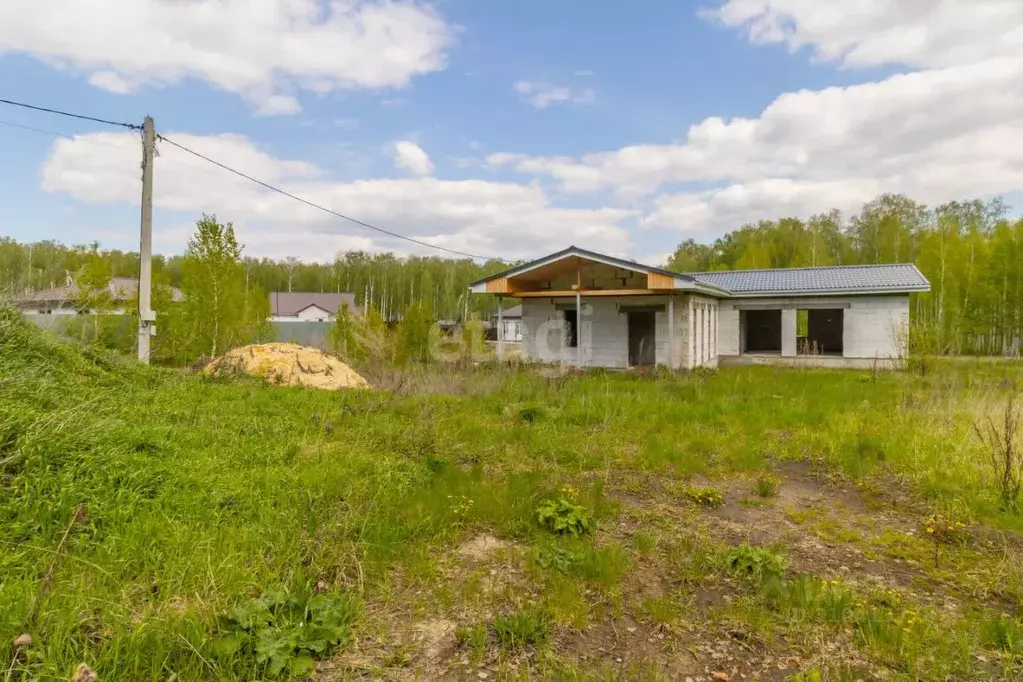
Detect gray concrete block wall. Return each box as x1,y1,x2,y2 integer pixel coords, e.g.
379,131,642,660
718,303,741,356
842,296,909,359
781,309,797,357
716,295,910,360
520,295,689,368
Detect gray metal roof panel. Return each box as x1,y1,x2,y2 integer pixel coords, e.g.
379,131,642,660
686,263,929,295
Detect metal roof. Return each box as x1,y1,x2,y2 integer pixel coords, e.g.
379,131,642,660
686,263,930,296
269,292,358,316
468,247,930,297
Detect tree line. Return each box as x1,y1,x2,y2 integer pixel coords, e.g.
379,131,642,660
0,231,510,325
3,193,1022,359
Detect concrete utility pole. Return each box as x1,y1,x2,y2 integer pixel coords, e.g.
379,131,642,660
137,116,156,363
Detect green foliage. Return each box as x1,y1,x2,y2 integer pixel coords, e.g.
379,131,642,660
491,609,551,649
212,588,355,678
981,614,1023,654
723,544,789,583
461,316,486,359
685,485,724,508
328,302,362,362
517,402,547,423
177,214,269,359
755,475,780,498
454,623,488,665
536,498,594,536
533,543,630,585
398,300,434,364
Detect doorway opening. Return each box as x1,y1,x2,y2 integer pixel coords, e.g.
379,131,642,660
798,309,844,355
741,309,782,353
627,310,656,366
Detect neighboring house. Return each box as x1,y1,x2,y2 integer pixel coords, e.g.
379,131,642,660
13,277,183,315
491,304,523,342
269,292,359,322
470,246,930,369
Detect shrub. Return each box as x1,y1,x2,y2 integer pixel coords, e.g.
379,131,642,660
398,301,434,365
491,609,551,649
211,588,356,678
723,544,788,583
536,498,594,536
517,403,547,423
685,485,724,508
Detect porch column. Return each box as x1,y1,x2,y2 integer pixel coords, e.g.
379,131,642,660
497,296,504,361
576,291,582,367
668,294,675,368
781,308,797,357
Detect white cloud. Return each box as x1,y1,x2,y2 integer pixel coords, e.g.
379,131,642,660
0,0,453,114
514,81,596,109
707,0,1023,69
41,131,633,261
87,71,135,94
392,140,435,177
490,2,1023,236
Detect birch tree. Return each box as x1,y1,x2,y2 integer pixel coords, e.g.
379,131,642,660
179,215,247,358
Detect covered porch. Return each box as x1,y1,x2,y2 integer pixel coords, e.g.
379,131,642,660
472,247,726,370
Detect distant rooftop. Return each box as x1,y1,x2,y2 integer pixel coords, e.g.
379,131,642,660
14,277,183,305
687,263,930,296
269,292,358,317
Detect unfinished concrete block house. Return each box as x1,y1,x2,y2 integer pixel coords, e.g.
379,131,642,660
470,246,930,369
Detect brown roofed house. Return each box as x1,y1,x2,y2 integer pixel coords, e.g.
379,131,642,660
269,292,360,322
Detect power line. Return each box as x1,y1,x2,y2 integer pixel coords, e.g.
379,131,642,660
0,119,74,140
0,97,140,130
0,95,492,261
156,133,492,261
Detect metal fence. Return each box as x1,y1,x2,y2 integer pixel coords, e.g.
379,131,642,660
270,321,332,349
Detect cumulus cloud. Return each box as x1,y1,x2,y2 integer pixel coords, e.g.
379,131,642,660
707,0,1023,69
392,140,435,176
41,132,633,261
514,81,595,109
490,2,1023,236
0,0,453,114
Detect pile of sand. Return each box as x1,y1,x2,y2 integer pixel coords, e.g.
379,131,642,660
204,342,369,390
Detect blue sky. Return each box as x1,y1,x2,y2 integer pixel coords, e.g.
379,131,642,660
1,0,1021,263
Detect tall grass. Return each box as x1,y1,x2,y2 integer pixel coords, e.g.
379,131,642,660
1,305,1022,677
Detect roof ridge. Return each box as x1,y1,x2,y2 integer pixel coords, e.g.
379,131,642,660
687,262,919,275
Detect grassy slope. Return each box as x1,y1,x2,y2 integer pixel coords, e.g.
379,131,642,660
2,307,1022,679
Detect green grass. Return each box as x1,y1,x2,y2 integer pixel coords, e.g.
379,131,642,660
3,307,1023,678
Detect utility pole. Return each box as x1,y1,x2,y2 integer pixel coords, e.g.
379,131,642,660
137,116,156,363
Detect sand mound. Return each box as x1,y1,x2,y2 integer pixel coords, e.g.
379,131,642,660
204,342,369,390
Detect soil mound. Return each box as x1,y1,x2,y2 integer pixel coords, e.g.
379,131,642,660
204,342,368,390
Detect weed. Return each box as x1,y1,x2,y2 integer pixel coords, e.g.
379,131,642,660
536,498,594,536
973,391,1023,512
981,614,1023,654
633,531,659,555
491,609,551,649
533,543,630,586
684,485,724,508
723,544,788,583
754,474,780,498
211,588,355,678
455,623,488,665
517,403,547,424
